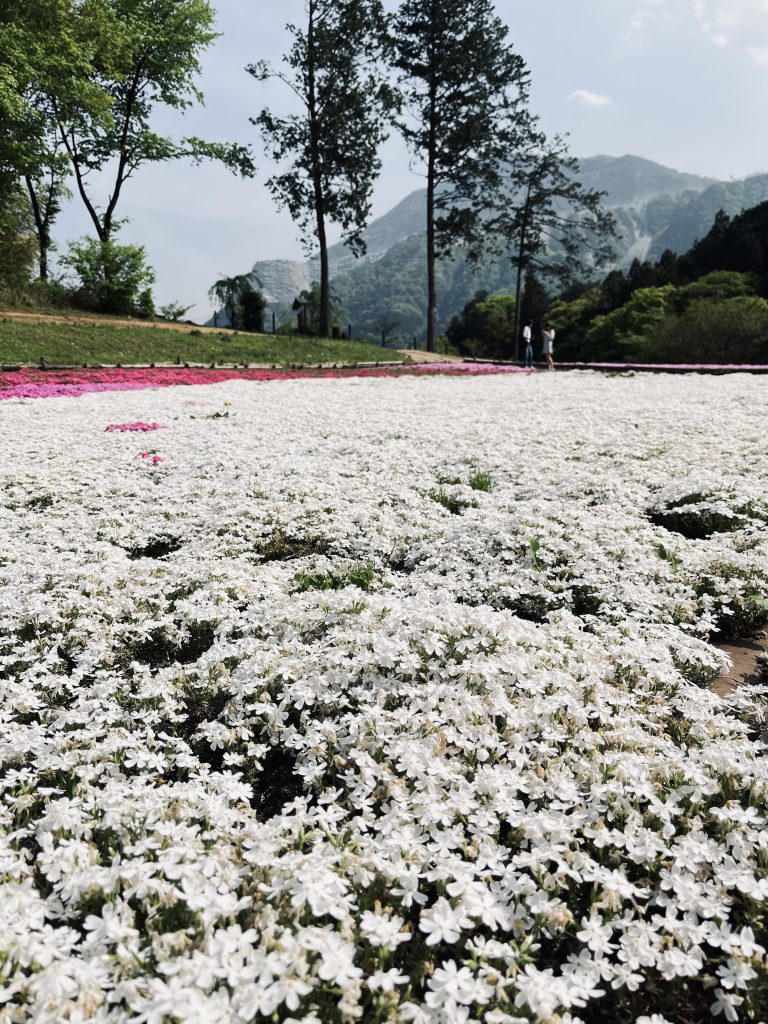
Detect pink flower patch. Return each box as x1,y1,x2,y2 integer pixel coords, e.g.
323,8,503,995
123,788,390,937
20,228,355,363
139,452,165,465
105,422,166,432
2,360,767,403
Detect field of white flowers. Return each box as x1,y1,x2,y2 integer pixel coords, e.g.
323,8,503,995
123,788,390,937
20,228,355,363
1,371,767,1024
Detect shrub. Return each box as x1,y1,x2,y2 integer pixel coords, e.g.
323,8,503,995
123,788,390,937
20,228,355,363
642,296,768,363
582,285,676,362
60,236,156,315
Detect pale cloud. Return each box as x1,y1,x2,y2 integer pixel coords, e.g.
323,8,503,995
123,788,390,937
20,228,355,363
692,0,768,60
623,0,674,41
567,89,613,108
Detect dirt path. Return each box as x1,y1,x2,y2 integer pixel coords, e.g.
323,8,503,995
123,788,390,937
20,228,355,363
1,310,232,335
713,629,768,697
397,348,463,363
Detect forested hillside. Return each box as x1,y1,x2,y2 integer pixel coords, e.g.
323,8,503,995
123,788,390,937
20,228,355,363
550,200,768,363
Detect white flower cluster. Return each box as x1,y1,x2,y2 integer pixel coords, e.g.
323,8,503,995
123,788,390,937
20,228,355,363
1,372,767,1024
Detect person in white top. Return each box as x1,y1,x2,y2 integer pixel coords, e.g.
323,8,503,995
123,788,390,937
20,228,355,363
522,320,533,368
542,322,555,370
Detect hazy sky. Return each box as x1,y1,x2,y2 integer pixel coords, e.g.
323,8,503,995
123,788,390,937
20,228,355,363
54,0,768,319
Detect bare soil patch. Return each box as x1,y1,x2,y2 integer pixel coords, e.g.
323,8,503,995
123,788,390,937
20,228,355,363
713,628,768,697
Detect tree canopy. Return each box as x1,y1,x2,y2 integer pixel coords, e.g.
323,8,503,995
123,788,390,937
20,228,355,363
0,0,254,306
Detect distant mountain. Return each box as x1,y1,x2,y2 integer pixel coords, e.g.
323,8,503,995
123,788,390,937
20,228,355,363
232,156,768,340
575,154,714,206
648,174,768,259
326,189,428,274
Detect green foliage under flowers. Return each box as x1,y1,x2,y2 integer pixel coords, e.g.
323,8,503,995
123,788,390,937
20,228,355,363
254,530,328,563
468,470,493,492
650,496,744,540
694,563,768,639
428,487,476,515
654,542,682,572
293,561,378,593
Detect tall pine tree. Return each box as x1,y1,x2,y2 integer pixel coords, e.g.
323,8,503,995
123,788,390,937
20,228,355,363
250,0,392,338
392,0,531,351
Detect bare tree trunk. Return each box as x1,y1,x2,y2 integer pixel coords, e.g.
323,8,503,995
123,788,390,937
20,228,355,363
513,246,524,362
426,168,438,352
306,0,331,337
512,184,532,362
317,225,330,337
25,176,49,281
425,72,439,352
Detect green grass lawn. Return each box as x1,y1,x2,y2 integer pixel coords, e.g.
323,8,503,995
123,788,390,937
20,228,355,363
0,318,401,366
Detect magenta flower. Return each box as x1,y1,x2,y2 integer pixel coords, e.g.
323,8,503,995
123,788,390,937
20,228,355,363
105,422,166,432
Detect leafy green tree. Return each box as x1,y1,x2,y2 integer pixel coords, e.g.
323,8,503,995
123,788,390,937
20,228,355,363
61,234,155,313
250,0,392,338
546,287,602,360
677,208,762,279
159,301,194,322
0,187,38,297
582,285,675,362
392,0,532,351
674,270,761,310
24,149,71,282
239,287,267,333
643,296,768,363
209,276,244,329
445,290,516,360
208,275,267,332
51,0,254,245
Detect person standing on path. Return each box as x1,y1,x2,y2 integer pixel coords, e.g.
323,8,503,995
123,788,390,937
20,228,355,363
522,320,533,369
542,322,555,370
